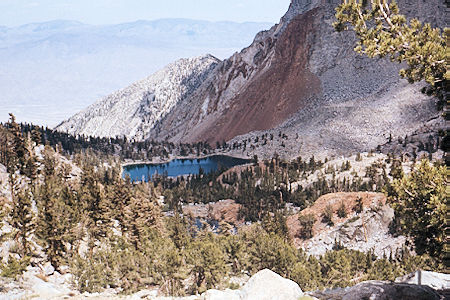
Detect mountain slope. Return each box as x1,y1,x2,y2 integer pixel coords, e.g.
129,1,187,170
58,0,445,158
151,7,322,143
149,0,444,157
56,55,219,139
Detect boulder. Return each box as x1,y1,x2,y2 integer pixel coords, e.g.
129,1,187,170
42,262,55,276
198,269,303,300
396,270,450,291
309,280,444,300
203,289,240,300
239,269,303,300
28,276,71,299
125,289,158,299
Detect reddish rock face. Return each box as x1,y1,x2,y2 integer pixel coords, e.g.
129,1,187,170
182,200,243,225
185,9,322,144
286,192,387,244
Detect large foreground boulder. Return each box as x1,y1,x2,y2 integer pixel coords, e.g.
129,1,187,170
396,270,450,291
239,269,304,300
203,269,304,300
309,280,444,300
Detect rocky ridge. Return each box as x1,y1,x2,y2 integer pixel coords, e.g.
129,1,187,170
56,55,220,140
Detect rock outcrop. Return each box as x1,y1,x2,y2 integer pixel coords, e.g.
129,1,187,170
0,269,304,300
287,192,406,257
182,199,243,226
395,270,450,291
308,280,445,300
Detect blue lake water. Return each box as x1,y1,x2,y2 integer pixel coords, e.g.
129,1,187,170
123,155,251,182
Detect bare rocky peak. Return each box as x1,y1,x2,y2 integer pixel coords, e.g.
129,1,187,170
55,54,220,140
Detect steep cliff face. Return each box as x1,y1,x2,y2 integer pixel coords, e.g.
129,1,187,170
152,8,321,143
150,5,322,143
55,55,219,140
150,0,444,156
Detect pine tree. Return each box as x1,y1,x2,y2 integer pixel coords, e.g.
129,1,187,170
353,196,363,213
187,235,228,293
35,148,75,269
297,213,316,239
321,205,334,226
78,164,111,246
123,191,161,250
390,160,445,260
23,132,39,187
10,188,35,256
4,120,35,257
337,201,348,218
262,211,289,240
389,158,404,179
36,177,71,268
31,125,42,145
334,0,445,94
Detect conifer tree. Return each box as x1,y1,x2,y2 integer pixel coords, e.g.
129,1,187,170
353,196,363,213
187,235,228,293
390,160,445,260
262,211,289,240
298,213,316,239
123,192,161,250
111,175,132,228
10,188,35,256
334,0,445,94
389,158,404,179
31,125,42,146
321,205,334,226
35,148,76,269
78,164,111,245
36,178,71,269
168,213,191,250
23,132,39,187
5,117,35,257
337,201,348,218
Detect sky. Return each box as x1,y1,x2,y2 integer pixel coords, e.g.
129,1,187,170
0,0,292,27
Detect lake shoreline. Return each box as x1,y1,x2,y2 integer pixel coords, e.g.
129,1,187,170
122,154,253,182
121,152,251,168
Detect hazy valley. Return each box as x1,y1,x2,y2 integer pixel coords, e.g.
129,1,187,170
0,19,271,126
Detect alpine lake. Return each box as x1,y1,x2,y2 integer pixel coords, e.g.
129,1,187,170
123,155,252,182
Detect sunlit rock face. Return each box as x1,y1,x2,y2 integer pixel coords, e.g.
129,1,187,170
56,55,219,140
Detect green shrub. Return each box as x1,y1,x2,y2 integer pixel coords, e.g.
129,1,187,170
337,201,347,218
321,205,334,226
0,255,30,279
298,214,316,239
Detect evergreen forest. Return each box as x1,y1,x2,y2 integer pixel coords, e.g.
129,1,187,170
0,115,445,295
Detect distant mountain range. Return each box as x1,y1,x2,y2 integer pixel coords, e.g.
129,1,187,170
0,19,272,126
